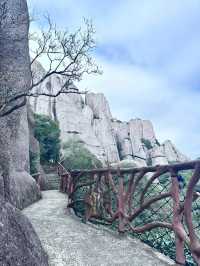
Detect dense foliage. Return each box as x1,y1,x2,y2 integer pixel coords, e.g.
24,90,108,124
34,114,61,164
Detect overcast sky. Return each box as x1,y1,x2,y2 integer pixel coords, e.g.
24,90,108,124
28,0,200,159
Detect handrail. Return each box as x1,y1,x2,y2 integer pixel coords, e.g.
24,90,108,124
58,160,200,265
70,160,200,174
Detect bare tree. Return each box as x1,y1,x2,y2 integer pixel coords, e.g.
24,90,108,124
0,15,101,117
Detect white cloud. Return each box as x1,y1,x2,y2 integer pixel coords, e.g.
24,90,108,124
79,56,200,158
28,0,200,159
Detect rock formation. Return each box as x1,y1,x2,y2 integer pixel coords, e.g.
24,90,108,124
0,189,48,266
0,1,49,265
28,104,48,190
0,0,41,210
31,61,189,167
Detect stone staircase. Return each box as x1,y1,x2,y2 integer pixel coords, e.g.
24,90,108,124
46,173,60,190
42,165,60,190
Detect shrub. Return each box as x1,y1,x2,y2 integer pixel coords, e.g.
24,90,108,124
34,114,61,164
61,139,102,170
141,138,153,150
29,151,40,175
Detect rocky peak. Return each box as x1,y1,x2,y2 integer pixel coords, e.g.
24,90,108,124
30,62,189,167
162,140,189,163
85,93,112,119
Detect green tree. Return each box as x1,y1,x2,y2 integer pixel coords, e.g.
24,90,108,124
34,114,61,164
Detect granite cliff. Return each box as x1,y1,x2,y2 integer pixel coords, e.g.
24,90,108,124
0,1,49,265
31,62,188,167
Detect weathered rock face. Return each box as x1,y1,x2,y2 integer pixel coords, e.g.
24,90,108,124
112,117,190,167
162,140,189,163
56,93,106,163
28,104,48,190
0,194,48,266
0,1,49,265
0,0,41,209
150,146,168,166
86,93,119,163
31,62,189,167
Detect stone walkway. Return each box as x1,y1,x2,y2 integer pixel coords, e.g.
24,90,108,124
23,191,176,266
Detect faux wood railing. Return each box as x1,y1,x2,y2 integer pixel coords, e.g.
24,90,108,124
58,160,200,265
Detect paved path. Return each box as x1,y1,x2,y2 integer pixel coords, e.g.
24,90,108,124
23,191,176,266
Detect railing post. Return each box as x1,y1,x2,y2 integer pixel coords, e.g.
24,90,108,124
184,163,200,264
118,170,125,233
57,160,200,264
170,169,185,265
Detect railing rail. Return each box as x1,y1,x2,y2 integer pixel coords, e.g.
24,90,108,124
58,160,200,265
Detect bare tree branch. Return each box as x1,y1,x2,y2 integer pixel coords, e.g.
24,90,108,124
30,16,101,91
0,15,101,117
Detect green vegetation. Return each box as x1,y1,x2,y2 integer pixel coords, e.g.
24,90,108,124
71,169,196,265
141,138,153,150
155,139,161,146
61,139,103,218
29,151,40,175
146,156,152,166
61,139,102,170
34,114,61,164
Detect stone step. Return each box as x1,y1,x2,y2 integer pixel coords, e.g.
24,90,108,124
45,173,61,190
48,180,60,184
46,174,59,177
46,183,60,190
47,177,60,181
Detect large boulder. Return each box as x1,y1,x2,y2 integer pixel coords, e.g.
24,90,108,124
0,0,49,264
0,195,48,266
0,0,41,209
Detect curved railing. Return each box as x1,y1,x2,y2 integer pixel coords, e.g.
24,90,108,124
58,160,200,265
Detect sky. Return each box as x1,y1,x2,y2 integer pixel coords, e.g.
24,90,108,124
28,0,200,159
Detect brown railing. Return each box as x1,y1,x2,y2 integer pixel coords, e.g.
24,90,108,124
58,161,200,265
